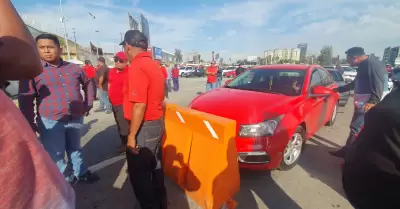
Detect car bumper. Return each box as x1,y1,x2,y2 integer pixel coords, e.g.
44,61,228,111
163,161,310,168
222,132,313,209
343,75,356,80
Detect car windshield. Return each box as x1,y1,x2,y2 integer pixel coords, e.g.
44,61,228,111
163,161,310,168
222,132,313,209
328,71,343,82
225,69,306,96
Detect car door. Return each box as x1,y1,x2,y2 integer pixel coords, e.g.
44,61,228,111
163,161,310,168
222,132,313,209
303,68,325,136
317,68,337,126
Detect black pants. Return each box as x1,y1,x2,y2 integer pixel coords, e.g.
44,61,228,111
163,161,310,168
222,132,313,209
112,105,129,145
126,119,167,209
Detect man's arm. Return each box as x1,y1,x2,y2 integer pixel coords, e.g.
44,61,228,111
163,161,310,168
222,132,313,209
335,79,355,93
367,63,385,104
79,67,94,108
18,79,37,131
0,0,42,80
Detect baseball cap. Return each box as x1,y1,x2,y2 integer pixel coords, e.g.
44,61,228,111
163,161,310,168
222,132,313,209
345,47,365,57
114,51,127,60
97,57,106,63
119,30,148,50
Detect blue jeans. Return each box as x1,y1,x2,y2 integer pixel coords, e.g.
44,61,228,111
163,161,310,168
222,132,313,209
172,78,179,91
98,88,111,111
216,77,222,88
345,107,365,147
206,82,217,92
38,117,88,180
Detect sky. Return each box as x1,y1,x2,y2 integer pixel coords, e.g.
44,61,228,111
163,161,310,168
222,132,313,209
13,0,400,61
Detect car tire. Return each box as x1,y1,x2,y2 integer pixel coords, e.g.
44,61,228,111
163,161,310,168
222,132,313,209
279,126,305,171
326,102,338,126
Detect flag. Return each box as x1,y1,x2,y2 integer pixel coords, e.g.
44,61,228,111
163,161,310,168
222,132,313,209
90,42,103,55
215,53,219,59
128,13,138,30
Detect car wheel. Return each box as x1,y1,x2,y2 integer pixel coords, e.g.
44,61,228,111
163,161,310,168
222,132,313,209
326,102,338,126
280,126,305,171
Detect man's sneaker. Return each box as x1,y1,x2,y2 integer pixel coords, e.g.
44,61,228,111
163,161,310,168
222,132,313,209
329,147,347,158
105,109,112,114
78,171,100,183
94,108,105,112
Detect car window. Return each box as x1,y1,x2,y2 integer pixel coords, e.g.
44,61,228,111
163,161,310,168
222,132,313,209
310,70,322,87
343,67,356,72
187,66,193,70
226,69,306,96
328,71,344,82
317,68,334,86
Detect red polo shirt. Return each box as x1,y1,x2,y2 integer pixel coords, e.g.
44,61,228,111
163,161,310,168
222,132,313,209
123,52,165,121
82,65,96,79
160,66,168,80
206,66,218,83
172,68,179,78
108,67,128,106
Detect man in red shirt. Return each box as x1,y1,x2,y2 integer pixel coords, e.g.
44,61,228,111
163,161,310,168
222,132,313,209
171,64,180,91
120,30,167,209
158,61,169,99
82,60,97,99
108,51,129,153
205,61,218,92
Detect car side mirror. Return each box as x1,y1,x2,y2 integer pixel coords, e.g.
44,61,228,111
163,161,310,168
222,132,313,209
310,86,334,98
225,79,232,86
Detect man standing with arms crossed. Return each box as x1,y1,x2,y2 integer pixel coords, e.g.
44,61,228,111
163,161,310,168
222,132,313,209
205,61,218,92
330,47,388,158
120,30,167,209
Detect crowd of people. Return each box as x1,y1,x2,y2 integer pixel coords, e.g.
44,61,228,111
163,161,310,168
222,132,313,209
1,1,400,209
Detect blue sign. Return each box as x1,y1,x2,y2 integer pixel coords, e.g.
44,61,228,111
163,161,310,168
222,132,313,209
153,47,163,60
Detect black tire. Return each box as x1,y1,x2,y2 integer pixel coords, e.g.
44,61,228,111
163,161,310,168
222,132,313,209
326,102,338,126
279,126,305,171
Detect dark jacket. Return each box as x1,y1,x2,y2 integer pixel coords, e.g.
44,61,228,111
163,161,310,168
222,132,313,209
235,67,245,76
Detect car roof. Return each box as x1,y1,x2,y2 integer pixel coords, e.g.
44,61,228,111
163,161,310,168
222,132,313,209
251,64,319,71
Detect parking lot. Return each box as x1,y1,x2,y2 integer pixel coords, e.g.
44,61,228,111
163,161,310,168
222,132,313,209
76,77,354,209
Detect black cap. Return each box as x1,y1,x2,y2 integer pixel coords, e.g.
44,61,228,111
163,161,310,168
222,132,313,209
119,30,148,50
84,60,91,64
345,47,365,57
97,57,106,63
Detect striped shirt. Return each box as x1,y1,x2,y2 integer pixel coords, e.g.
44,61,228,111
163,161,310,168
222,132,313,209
18,60,94,127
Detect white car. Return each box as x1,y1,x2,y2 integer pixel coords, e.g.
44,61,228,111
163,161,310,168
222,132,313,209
222,66,236,76
179,66,195,77
342,66,357,81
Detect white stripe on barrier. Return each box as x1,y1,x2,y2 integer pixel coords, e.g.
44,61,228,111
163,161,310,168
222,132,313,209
203,120,219,139
176,111,185,123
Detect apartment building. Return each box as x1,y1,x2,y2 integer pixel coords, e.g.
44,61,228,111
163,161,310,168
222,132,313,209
264,48,301,64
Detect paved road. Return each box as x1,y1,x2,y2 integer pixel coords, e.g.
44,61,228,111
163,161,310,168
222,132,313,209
76,77,354,209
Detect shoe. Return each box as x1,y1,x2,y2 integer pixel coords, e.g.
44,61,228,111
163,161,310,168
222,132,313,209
105,110,112,114
330,147,347,158
94,109,105,112
78,171,100,184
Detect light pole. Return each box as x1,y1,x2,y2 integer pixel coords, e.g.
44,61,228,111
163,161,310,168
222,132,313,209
95,30,100,57
59,0,71,59
72,28,78,59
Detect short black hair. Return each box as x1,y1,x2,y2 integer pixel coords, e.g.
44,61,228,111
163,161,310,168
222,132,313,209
345,47,365,57
84,60,91,65
35,33,61,48
119,30,148,50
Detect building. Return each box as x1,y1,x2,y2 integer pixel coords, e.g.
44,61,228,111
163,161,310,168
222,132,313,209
263,48,301,64
161,50,176,64
383,46,400,66
297,43,308,63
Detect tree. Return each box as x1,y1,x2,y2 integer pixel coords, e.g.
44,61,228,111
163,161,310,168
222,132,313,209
174,48,183,63
317,45,333,66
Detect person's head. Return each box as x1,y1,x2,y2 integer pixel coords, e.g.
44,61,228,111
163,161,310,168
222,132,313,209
35,33,62,64
174,64,178,68
97,57,106,66
119,30,148,61
113,51,128,70
84,60,91,66
211,61,216,67
392,67,400,82
345,47,367,67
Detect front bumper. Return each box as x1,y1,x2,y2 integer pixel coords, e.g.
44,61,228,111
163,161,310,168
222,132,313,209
238,151,270,164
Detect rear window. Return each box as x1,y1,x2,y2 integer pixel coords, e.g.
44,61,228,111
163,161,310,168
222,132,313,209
328,71,343,82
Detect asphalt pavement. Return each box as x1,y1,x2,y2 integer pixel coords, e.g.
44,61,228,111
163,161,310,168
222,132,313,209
75,77,354,209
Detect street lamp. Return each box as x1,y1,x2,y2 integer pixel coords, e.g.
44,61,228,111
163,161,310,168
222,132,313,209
59,0,71,59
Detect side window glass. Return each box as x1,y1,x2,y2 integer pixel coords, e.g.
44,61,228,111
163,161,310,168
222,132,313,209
317,68,331,86
310,70,322,87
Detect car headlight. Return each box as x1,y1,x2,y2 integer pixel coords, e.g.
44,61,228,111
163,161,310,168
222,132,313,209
239,116,282,137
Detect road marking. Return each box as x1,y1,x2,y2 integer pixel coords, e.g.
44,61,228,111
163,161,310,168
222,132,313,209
176,111,185,123
88,155,125,173
113,161,128,189
203,120,219,139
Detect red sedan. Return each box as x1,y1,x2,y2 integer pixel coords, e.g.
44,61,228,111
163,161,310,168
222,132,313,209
189,64,339,170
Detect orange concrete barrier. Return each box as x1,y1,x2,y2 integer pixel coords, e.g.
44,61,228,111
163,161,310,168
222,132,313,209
163,104,240,209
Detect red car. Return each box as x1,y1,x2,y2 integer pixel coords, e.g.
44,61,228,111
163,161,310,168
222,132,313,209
225,70,236,78
189,64,339,170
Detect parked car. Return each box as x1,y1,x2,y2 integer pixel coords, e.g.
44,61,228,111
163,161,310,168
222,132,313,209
184,68,205,77
224,70,236,78
342,66,357,81
189,64,339,171
326,69,350,106
222,66,236,77
179,66,195,77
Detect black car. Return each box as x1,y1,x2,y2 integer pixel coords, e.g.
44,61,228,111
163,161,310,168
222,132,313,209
326,69,350,107
184,68,205,77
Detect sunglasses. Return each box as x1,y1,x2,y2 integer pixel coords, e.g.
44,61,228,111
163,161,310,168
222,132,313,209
114,59,126,63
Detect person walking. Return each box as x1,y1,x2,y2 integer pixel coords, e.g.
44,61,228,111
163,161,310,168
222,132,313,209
18,33,99,185
171,64,180,91
82,60,97,99
120,29,167,209
235,64,245,77
342,66,400,209
216,65,223,88
166,63,173,93
1,1,76,208
95,57,112,114
205,61,218,92
159,62,169,99
330,47,388,158
108,52,130,153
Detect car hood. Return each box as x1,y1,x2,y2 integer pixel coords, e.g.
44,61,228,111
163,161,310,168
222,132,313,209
189,87,303,124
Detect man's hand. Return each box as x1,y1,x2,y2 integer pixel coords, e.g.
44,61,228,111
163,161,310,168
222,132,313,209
127,133,139,154
363,103,375,112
